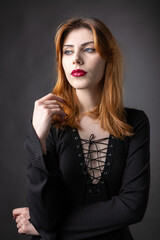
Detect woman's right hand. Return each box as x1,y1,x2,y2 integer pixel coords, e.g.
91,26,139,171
32,93,67,154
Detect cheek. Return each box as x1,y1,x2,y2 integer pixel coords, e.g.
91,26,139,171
92,59,106,79
62,58,71,77
62,59,72,85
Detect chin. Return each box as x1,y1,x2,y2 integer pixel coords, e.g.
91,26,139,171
72,81,90,89
69,80,89,89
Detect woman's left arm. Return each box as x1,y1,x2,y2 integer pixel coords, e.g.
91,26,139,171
60,110,150,240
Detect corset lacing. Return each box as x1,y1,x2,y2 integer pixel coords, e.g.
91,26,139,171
80,134,109,184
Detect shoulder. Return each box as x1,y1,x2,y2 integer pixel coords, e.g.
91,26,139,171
124,107,150,134
125,107,149,126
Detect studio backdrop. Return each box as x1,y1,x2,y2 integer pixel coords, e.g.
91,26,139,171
0,0,160,239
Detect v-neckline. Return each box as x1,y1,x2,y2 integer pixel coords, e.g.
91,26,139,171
75,128,112,185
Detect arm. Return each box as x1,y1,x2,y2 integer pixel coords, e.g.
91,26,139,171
60,111,150,240
25,123,65,240
25,93,67,240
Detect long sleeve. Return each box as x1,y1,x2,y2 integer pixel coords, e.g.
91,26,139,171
24,123,65,240
60,110,150,240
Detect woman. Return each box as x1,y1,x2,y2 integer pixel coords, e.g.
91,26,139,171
13,17,150,240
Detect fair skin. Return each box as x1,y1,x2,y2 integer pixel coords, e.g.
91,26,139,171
62,27,106,115
13,207,38,235
13,27,109,235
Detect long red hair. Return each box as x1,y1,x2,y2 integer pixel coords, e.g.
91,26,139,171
52,17,133,138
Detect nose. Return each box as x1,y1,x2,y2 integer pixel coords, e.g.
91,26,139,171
72,52,83,66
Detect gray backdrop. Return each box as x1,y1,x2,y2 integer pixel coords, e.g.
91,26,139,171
1,0,160,239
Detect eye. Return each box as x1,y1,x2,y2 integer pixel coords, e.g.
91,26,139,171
84,48,95,53
64,50,73,55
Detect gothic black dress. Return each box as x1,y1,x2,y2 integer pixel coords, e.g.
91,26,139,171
25,108,150,240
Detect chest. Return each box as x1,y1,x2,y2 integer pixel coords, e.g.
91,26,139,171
56,126,128,200
77,117,111,183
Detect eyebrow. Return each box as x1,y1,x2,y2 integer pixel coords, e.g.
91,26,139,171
63,41,94,48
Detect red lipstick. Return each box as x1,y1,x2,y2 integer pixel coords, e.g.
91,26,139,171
71,69,87,77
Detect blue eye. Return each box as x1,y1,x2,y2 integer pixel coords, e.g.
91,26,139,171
84,48,95,53
64,50,72,55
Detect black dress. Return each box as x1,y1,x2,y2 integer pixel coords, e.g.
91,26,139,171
25,108,150,240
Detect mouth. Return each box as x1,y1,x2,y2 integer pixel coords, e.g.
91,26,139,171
71,69,87,77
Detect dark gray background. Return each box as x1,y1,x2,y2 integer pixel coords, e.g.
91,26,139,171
1,0,159,239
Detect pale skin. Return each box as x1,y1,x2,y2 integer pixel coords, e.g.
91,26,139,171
13,27,109,235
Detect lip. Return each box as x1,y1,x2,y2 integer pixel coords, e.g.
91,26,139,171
71,69,87,77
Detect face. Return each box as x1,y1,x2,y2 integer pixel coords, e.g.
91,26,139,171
62,28,106,91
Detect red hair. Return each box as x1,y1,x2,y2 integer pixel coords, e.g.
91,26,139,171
52,17,133,138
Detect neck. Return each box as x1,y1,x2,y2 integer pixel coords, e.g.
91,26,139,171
76,87,101,114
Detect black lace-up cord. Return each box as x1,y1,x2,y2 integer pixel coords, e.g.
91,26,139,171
80,134,109,182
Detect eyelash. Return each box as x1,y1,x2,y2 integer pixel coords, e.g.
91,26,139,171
63,48,95,55
84,48,95,53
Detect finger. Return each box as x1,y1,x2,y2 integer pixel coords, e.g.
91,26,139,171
13,208,27,217
12,208,22,217
15,215,22,223
43,100,64,105
13,208,30,221
17,220,22,229
43,99,70,107
42,108,68,118
17,220,26,229
50,108,68,117
43,101,65,113
43,104,64,111
39,93,66,103
17,218,29,229
18,221,37,235
15,214,29,224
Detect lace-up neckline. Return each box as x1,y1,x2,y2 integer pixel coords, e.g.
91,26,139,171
80,134,110,184
72,127,115,194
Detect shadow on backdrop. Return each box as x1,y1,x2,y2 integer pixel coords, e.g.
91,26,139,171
0,0,159,239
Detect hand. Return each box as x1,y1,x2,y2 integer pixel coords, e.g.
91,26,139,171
12,207,39,235
32,93,67,154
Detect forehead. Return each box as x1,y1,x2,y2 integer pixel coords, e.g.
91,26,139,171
63,27,94,45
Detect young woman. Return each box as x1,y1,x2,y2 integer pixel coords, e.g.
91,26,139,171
13,18,150,240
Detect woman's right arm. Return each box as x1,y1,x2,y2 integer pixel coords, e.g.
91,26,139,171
32,93,67,154
24,93,67,240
